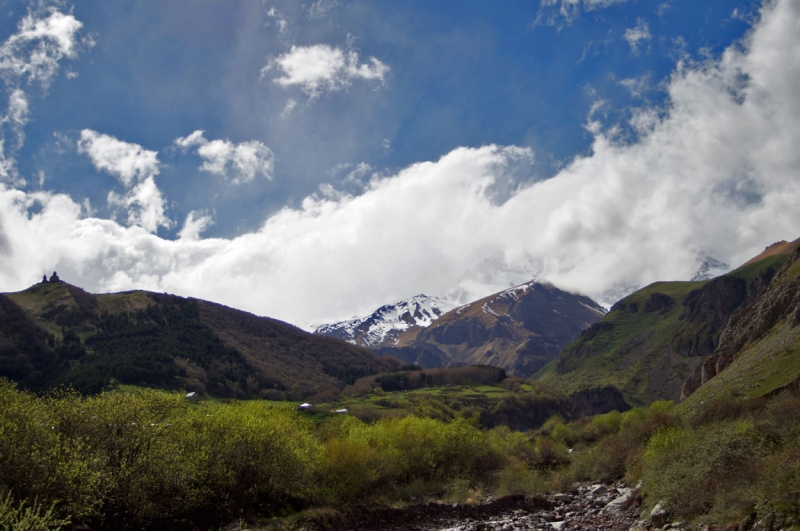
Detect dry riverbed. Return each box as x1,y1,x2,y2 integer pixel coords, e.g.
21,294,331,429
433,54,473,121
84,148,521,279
284,482,665,531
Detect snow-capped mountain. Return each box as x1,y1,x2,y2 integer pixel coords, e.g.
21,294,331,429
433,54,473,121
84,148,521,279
691,253,730,281
313,294,459,347
314,257,541,347
373,280,607,377
313,252,731,349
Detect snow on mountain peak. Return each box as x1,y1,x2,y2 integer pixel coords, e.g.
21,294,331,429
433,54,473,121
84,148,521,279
691,253,730,281
313,294,458,347
313,257,541,347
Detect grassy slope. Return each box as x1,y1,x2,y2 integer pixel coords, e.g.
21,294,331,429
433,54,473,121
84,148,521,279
536,254,791,406
536,280,707,406
682,252,800,407
301,378,571,431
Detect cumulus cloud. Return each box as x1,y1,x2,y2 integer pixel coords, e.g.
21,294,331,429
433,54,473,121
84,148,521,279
77,130,159,187
107,177,170,234
624,19,652,55
0,8,83,88
264,44,389,97
1,0,799,326
174,130,275,184
77,130,170,233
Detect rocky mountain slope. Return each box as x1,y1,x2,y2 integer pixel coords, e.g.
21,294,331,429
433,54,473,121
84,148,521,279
0,278,399,399
311,258,540,346
374,281,606,377
315,253,728,354
537,237,800,406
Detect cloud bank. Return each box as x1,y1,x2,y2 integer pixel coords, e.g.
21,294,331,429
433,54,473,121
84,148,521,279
1,0,799,326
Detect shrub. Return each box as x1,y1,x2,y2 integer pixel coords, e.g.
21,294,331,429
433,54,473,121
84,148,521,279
0,492,70,531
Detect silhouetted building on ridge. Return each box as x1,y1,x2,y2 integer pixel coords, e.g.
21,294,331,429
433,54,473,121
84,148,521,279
43,271,62,283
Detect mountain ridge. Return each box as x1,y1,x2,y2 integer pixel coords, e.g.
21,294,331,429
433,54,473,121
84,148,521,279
374,280,607,377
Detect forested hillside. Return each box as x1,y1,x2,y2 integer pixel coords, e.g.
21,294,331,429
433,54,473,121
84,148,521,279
0,280,399,399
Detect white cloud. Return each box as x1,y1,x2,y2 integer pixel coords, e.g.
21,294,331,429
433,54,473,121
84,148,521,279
535,0,630,26
178,210,214,241
619,73,653,98
77,130,170,233
265,44,389,97
308,0,340,19
624,19,652,55
107,176,170,234
77,129,159,187
0,8,83,88
6,90,29,126
1,0,799,327
281,98,298,117
173,129,206,150
0,7,85,182
266,7,288,33
174,130,275,184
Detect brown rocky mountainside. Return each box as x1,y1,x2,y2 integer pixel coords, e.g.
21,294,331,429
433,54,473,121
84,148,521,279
374,281,606,377
0,279,399,399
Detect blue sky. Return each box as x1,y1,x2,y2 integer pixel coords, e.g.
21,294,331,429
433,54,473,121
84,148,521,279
1,0,798,324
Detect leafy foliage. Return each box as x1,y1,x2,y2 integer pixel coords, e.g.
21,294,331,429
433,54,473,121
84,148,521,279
0,492,70,531
0,379,554,529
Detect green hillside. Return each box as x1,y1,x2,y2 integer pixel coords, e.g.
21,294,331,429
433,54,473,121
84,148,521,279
0,281,399,399
682,247,800,405
536,253,791,406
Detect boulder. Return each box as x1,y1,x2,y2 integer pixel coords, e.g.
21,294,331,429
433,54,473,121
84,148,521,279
650,501,669,528
603,488,634,514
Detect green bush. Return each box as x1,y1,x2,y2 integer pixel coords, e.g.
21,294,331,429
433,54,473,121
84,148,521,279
0,492,70,531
